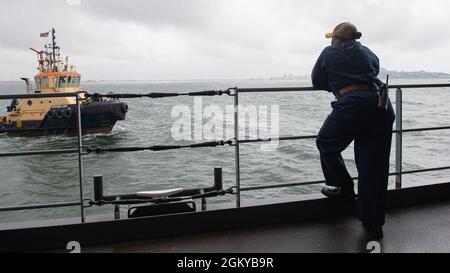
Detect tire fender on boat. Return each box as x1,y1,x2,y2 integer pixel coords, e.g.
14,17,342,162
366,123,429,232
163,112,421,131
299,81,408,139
121,103,129,113
63,108,73,118
55,109,64,119
46,110,55,119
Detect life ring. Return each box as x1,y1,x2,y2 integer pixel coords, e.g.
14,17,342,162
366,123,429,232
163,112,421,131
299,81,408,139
121,103,129,113
46,110,55,119
63,108,73,118
55,109,64,119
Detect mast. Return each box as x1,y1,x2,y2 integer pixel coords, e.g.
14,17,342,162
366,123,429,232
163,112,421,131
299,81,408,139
33,28,75,74
52,28,57,71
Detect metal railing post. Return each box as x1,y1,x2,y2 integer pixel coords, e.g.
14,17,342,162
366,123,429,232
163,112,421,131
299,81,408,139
76,92,86,223
233,88,241,208
395,88,403,189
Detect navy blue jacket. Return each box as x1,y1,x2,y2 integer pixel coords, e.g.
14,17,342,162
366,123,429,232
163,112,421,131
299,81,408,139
312,41,382,96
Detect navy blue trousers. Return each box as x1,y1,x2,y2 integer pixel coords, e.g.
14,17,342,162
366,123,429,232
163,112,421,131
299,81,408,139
316,90,395,225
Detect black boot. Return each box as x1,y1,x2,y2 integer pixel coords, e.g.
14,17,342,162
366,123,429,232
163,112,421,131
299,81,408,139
362,222,384,239
321,186,356,201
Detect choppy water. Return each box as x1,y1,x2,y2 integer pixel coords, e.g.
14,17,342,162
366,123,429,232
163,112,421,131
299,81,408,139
0,79,449,223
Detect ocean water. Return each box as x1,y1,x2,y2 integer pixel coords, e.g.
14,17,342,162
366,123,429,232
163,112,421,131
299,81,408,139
0,78,449,223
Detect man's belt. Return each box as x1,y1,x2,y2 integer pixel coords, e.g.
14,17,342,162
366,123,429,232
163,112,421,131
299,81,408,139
338,84,372,96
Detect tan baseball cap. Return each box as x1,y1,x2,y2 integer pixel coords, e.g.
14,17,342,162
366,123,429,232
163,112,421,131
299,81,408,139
325,22,362,40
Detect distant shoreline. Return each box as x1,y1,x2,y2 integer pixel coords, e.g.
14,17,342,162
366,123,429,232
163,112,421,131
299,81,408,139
1,79,450,84
1,74,449,84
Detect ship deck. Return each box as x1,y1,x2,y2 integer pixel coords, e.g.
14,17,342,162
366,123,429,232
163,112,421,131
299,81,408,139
103,199,450,253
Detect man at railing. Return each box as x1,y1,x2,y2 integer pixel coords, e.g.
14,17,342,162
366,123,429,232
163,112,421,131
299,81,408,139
312,22,395,239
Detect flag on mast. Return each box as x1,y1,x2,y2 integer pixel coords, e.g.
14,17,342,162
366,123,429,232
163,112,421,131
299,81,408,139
40,32,49,37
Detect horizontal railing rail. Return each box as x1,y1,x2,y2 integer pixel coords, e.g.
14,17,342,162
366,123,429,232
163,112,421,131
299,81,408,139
3,124,449,158
0,149,80,158
0,92,79,100
0,83,449,217
237,83,450,93
238,125,450,145
400,126,450,133
0,201,81,213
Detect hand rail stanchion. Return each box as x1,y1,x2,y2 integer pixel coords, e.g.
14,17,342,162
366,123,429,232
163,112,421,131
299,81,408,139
395,88,403,189
233,88,241,208
76,92,86,223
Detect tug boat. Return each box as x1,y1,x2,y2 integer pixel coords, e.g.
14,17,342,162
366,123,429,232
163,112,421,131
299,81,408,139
0,29,128,136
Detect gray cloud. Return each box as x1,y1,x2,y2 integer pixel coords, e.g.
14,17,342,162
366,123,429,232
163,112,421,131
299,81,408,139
0,0,449,81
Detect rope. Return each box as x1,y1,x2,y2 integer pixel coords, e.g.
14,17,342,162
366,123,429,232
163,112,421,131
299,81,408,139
85,140,234,154
85,89,234,99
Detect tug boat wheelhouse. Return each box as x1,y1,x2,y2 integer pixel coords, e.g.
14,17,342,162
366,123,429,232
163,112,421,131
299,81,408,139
0,29,128,136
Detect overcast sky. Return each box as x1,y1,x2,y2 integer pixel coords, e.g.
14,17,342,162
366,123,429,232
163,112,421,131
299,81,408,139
0,0,449,81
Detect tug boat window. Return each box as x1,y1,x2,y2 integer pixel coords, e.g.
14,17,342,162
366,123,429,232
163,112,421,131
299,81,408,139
41,77,49,89
58,76,68,88
52,77,57,88
34,76,50,89
67,76,72,87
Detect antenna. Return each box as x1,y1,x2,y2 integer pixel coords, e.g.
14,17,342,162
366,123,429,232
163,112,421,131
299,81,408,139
52,28,56,65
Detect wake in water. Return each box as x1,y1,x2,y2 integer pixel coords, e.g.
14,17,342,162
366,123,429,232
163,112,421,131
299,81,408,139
0,125,128,141
83,125,128,141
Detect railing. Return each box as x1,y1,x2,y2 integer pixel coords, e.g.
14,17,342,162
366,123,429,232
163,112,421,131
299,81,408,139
234,84,450,205
0,84,450,222
0,92,86,223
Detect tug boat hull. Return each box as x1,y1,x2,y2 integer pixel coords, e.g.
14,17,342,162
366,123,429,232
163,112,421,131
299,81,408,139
0,101,128,136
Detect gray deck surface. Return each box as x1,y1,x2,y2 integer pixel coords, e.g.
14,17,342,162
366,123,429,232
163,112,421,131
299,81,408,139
85,200,450,253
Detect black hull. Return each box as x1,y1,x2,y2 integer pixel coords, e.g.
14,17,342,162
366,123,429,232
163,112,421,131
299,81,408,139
0,101,128,136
